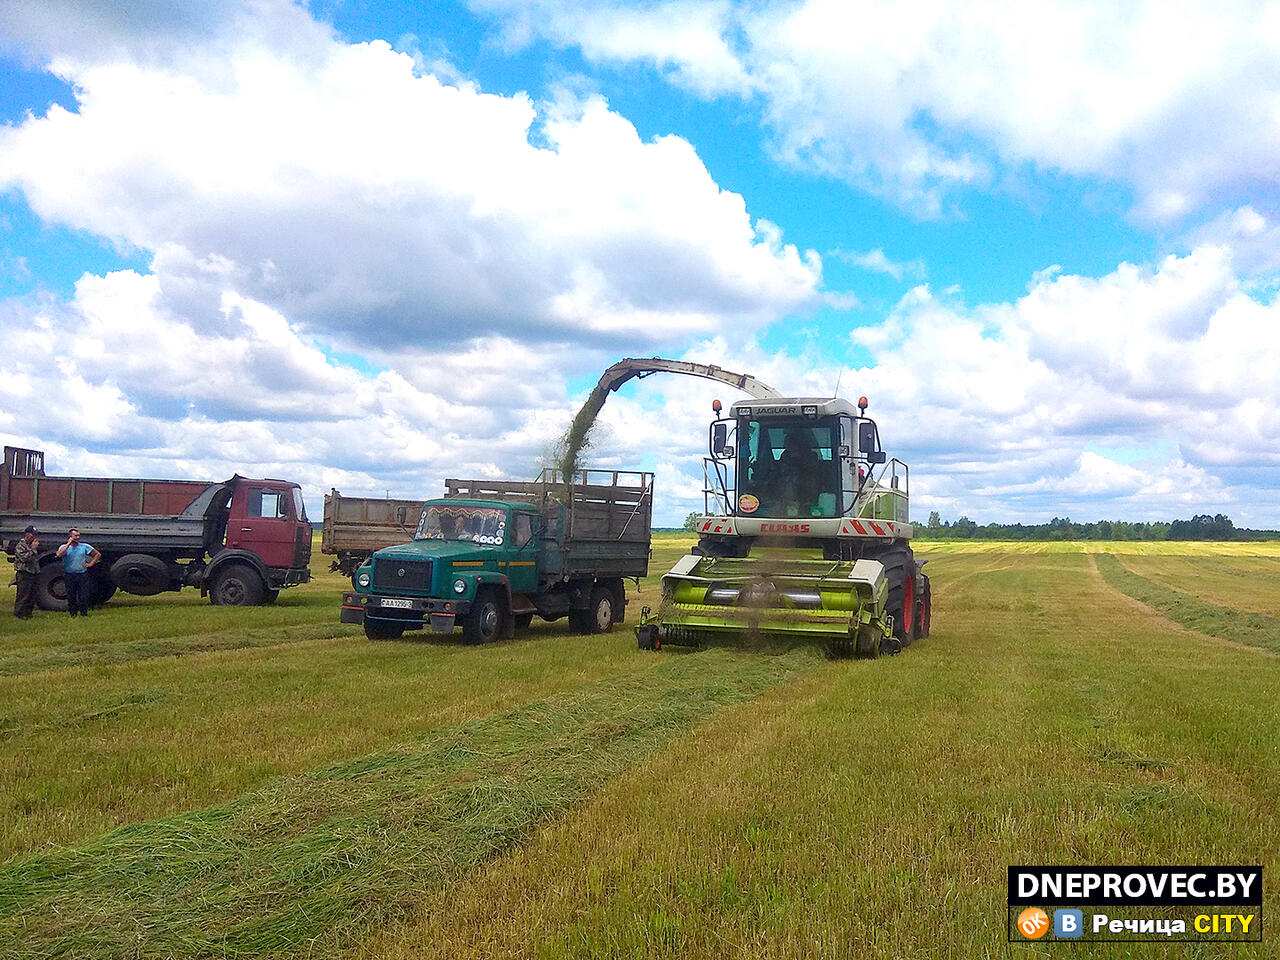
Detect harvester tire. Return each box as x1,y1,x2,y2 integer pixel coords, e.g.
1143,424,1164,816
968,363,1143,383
365,619,404,640
917,576,932,638
463,589,505,644
880,546,916,648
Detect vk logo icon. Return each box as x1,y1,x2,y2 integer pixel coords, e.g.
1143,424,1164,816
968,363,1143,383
1055,909,1084,939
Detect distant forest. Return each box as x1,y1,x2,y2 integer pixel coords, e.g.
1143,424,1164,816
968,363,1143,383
917,513,1279,541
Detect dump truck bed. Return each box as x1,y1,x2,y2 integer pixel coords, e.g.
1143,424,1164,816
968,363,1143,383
321,491,423,557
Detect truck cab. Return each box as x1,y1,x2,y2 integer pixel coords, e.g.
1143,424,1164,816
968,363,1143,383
341,498,542,642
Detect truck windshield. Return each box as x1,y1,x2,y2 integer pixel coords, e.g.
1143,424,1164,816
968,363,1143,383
415,505,507,545
737,416,840,518
292,487,308,522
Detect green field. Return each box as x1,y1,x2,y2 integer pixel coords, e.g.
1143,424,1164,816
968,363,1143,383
2,540,1278,957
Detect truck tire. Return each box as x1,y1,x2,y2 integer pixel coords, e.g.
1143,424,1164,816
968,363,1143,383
35,562,68,612
572,585,616,635
262,589,280,605
209,563,265,606
109,554,170,596
365,619,404,640
463,589,505,644
92,575,117,607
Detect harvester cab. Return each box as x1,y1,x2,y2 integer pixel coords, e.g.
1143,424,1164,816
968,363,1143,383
638,393,931,658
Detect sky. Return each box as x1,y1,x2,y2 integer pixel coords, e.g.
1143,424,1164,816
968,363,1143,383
0,0,1277,528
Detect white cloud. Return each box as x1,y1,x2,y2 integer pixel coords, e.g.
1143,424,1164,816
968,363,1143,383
473,0,1280,219
0,34,821,352
836,248,925,282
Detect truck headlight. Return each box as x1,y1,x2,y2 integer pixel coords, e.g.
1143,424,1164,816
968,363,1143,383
453,578,466,594
357,571,371,588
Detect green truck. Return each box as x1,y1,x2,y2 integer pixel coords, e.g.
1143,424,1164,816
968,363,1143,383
340,470,654,642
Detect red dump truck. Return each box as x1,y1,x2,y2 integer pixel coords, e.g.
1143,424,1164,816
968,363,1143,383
1,446,311,611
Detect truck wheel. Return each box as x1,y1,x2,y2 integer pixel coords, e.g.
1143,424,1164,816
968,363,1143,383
365,619,404,640
463,590,505,644
262,589,280,605
92,576,117,607
210,564,265,606
34,562,68,612
577,585,616,635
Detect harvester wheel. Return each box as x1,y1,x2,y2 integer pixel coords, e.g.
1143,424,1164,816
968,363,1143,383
918,576,932,638
463,590,505,644
880,546,916,647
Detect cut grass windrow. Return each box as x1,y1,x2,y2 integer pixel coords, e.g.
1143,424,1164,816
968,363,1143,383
1095,553,1280,654
0,622,346,677
0,648,812,960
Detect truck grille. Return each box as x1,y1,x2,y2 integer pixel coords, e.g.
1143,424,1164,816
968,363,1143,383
373,558,432,593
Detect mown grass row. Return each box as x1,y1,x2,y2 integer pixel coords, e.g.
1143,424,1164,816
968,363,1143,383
1116,553,1280,618
1095,553,1280,655
0,649,811,960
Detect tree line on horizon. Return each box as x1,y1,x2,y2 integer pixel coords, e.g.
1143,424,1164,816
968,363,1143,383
916,512,1278,541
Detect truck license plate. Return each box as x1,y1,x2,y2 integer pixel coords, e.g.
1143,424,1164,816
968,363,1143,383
380,598,413,609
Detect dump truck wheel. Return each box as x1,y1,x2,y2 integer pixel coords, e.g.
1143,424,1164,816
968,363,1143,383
262,589,280,605
365,619,404,640
92,576,117,607
210,564,265,606
463,590,504,644
35,562,68,612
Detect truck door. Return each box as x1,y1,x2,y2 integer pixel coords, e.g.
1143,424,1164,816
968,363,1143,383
506,511,539,594
228,482,297,569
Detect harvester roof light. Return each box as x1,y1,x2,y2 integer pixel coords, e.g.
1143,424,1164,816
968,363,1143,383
712,398,722,418
740,406,753,417
801,404,818,418
858,396,869,413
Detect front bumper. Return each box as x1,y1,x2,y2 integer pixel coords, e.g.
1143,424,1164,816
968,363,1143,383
340,592,469,632
268,566,312,589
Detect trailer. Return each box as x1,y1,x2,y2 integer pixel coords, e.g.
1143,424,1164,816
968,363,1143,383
1,446,312,610
321,490,423,579
341,469,653,641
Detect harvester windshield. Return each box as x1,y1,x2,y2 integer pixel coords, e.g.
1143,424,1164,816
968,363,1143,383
736,416,860,519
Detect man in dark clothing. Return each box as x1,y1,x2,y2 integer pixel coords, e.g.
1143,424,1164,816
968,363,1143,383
12,525,39,619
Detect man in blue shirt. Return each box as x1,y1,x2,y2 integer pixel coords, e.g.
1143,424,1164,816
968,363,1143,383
55,528,101,617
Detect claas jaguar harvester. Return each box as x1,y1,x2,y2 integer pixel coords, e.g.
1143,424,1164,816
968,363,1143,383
636,390,931,657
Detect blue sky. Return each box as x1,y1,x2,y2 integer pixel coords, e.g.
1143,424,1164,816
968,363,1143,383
1,0,1277,526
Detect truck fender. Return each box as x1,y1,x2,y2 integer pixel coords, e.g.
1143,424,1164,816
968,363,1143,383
203,549,270,593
